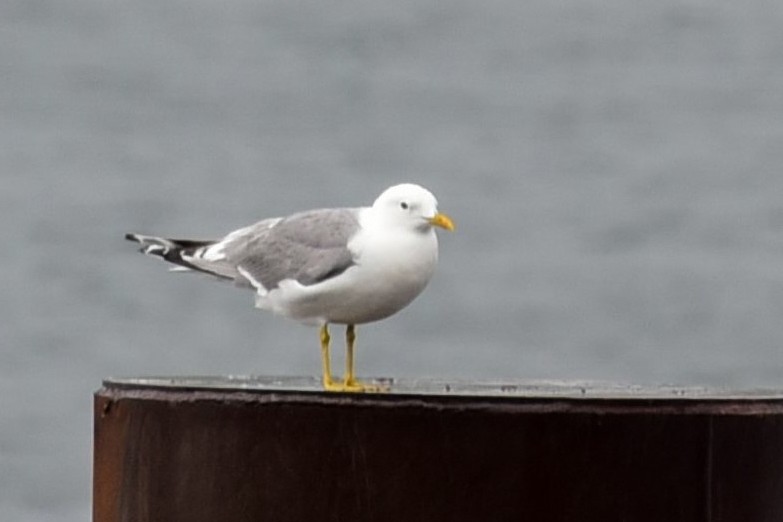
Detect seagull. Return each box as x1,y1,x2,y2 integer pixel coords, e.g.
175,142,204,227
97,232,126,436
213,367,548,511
125,183,454,392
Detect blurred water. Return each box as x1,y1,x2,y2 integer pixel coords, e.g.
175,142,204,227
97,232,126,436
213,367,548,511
3,0,783,519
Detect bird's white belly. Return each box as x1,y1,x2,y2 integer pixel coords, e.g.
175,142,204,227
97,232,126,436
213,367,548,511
320,263,433,324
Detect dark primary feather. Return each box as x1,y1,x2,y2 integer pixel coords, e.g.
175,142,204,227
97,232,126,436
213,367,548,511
125,233,231,280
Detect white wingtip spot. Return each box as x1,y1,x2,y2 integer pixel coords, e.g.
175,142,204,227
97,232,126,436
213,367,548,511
144,245,167,255
201,244,227,261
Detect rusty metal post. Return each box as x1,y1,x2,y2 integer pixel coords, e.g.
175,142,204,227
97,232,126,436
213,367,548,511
93,377,783,522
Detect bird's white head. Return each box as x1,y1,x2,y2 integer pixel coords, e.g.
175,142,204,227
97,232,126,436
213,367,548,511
371,183,455,232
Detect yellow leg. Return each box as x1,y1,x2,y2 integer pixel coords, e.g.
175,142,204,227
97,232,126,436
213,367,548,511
318,323,385,392
340,325,384,392
345,324,356,385
319,324,338,390
321,324,386,392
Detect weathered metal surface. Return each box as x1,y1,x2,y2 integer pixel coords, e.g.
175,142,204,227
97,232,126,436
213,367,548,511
94,377,783,522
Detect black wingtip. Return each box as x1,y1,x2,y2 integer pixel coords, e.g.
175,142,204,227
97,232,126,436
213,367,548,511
125,233,139,243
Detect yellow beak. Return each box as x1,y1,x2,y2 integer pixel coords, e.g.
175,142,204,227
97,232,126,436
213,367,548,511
429,212,455,231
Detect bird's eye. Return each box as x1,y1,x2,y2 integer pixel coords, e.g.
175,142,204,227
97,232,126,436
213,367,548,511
400,202,409,210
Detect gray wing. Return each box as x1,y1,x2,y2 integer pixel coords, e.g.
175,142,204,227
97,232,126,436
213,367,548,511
224,208,360,290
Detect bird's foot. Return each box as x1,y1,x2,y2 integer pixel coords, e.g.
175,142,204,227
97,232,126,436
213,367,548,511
322,376,387,393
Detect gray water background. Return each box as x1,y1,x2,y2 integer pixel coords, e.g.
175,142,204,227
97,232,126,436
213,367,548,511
3,0,783,520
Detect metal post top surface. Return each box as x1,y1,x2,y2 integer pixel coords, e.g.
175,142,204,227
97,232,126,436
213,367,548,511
99,375,783,413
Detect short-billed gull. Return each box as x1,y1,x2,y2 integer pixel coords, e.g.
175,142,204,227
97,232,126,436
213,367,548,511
125,183,454,392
